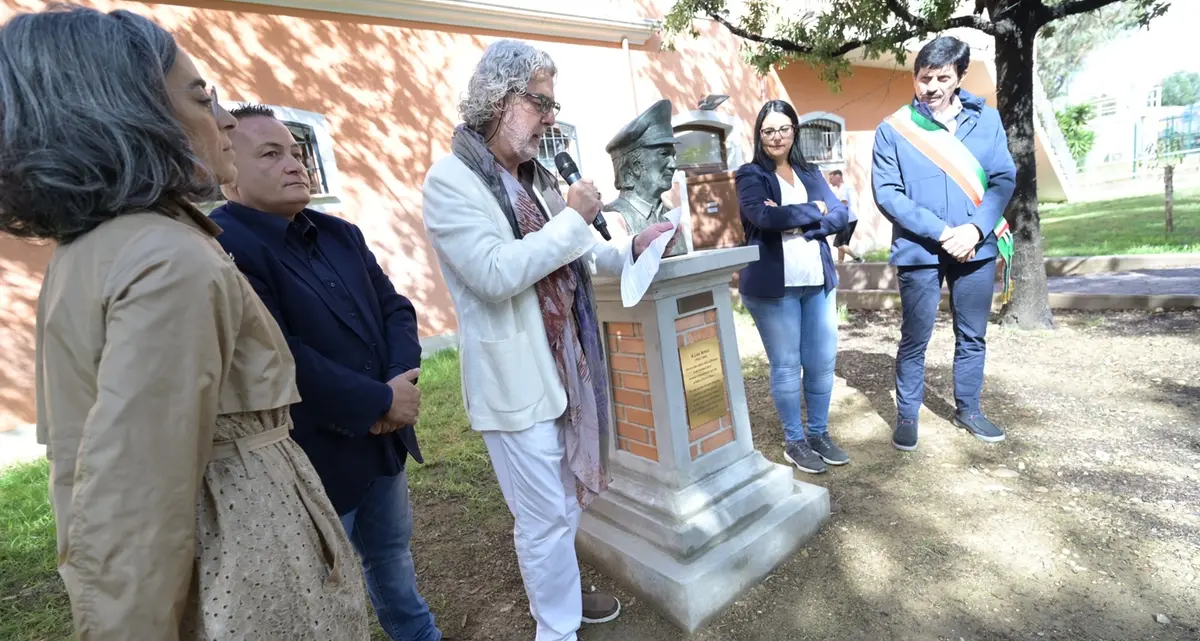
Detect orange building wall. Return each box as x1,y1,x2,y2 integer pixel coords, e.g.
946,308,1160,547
0,0,795,431
0,0,998,433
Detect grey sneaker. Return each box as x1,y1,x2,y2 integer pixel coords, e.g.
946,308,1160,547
953,413,1006,443
892,418,918,451
581,592,620,624
808,433,850,465
783,439,827,474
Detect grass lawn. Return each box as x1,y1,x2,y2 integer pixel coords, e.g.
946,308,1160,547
859,191,1200,261
1040,190,1200,256
0,460,70,641
0,347,490,641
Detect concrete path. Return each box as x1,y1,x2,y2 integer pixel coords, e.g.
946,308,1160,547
0,423,42,471
1045,267,1200,296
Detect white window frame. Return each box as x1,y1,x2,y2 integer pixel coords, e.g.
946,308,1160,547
538,122,581,183
796,111,847,166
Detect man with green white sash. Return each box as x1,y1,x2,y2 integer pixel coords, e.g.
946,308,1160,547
870,35,1016,451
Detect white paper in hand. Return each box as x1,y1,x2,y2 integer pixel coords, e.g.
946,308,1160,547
620,206,683,307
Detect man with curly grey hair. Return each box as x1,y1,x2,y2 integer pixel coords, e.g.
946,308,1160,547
422,39,677,640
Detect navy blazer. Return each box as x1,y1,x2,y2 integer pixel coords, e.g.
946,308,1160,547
210,202,423,515
735,160,850,298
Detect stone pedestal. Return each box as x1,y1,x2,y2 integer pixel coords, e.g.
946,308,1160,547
577,246,830,632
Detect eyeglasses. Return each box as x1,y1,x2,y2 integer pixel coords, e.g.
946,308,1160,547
760,125,795,139
523,92,561,117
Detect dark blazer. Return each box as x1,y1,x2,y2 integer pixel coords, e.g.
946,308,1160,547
210,201,423,515
735,160,850,298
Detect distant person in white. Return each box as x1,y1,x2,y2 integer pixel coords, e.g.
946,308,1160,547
828,169,864,263
420,39,676,641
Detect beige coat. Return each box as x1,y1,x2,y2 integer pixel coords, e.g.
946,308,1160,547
35,205,370,640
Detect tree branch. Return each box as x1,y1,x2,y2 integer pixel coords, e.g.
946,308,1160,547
885,0,997,34
702,6,996,59
1045,0,1128,24
704,10,814,54
884,0,933,30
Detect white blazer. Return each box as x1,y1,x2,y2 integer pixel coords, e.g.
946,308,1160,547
421,154,631,432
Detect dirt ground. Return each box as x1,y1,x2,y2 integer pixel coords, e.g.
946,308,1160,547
408,309,1200,641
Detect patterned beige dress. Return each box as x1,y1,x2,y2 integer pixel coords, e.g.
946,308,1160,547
34,205,370,640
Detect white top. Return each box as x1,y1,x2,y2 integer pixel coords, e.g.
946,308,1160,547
830,182,852,208
422,154,633,432
830,182,858,222
779,171,825,287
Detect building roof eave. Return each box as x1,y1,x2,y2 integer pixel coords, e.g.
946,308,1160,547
234,0,660,45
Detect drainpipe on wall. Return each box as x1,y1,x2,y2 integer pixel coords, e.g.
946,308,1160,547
623,37,639,116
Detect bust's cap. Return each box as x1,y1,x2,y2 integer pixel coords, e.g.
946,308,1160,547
605,99,679,156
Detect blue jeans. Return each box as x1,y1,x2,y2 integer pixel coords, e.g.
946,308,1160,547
340,470,440,641
742,286,839,441
895,259,995,421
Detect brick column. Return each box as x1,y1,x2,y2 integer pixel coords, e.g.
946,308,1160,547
606,322,657,462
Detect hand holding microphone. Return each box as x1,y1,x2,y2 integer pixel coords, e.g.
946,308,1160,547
555,151,611,240
566,181,602,224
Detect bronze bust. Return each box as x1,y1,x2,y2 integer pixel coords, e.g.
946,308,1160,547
603,99,687,257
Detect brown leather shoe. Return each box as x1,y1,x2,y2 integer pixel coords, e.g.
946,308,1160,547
581,592,621,624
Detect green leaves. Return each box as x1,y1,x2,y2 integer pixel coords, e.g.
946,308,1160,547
1054,103,1096,168
661,0,1172,87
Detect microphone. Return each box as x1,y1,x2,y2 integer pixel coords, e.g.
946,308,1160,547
554,151,611,241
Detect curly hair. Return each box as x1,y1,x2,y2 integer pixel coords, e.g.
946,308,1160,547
458,39,556,131
0,5,218,243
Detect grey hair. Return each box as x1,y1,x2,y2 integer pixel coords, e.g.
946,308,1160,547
459,39,557,131
0,5,217,243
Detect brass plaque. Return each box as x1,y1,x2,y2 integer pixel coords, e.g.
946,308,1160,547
678,337,728,429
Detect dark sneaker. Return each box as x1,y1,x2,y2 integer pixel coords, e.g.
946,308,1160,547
808,433,850,465
953,413,1006,443
783,439,827,474
892,418,918,451
581,592,621,624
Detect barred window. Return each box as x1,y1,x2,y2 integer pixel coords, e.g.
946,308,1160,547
538,123,580,174
796,118,843,163
285,122,329,195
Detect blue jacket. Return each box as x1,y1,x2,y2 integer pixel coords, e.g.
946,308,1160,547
210,202,423,515
871,89,1016,267
735,160,850,298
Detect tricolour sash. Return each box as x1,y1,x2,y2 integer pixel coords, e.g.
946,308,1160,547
884,104,1015,302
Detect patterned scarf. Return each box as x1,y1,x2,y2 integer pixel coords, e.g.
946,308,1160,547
451,125,611,507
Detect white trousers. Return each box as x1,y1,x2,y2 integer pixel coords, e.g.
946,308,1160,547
482,418,582,641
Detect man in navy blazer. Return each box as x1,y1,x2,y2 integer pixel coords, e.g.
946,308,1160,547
211,105,444,641
871,36,1016,453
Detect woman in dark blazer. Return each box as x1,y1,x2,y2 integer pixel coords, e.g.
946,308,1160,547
736,100,850,474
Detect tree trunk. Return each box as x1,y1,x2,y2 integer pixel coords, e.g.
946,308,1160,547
993,13,1056,330
1165,164,1175,232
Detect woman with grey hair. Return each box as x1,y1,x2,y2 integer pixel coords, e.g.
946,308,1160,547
422,39,676,641
0,6,370,639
